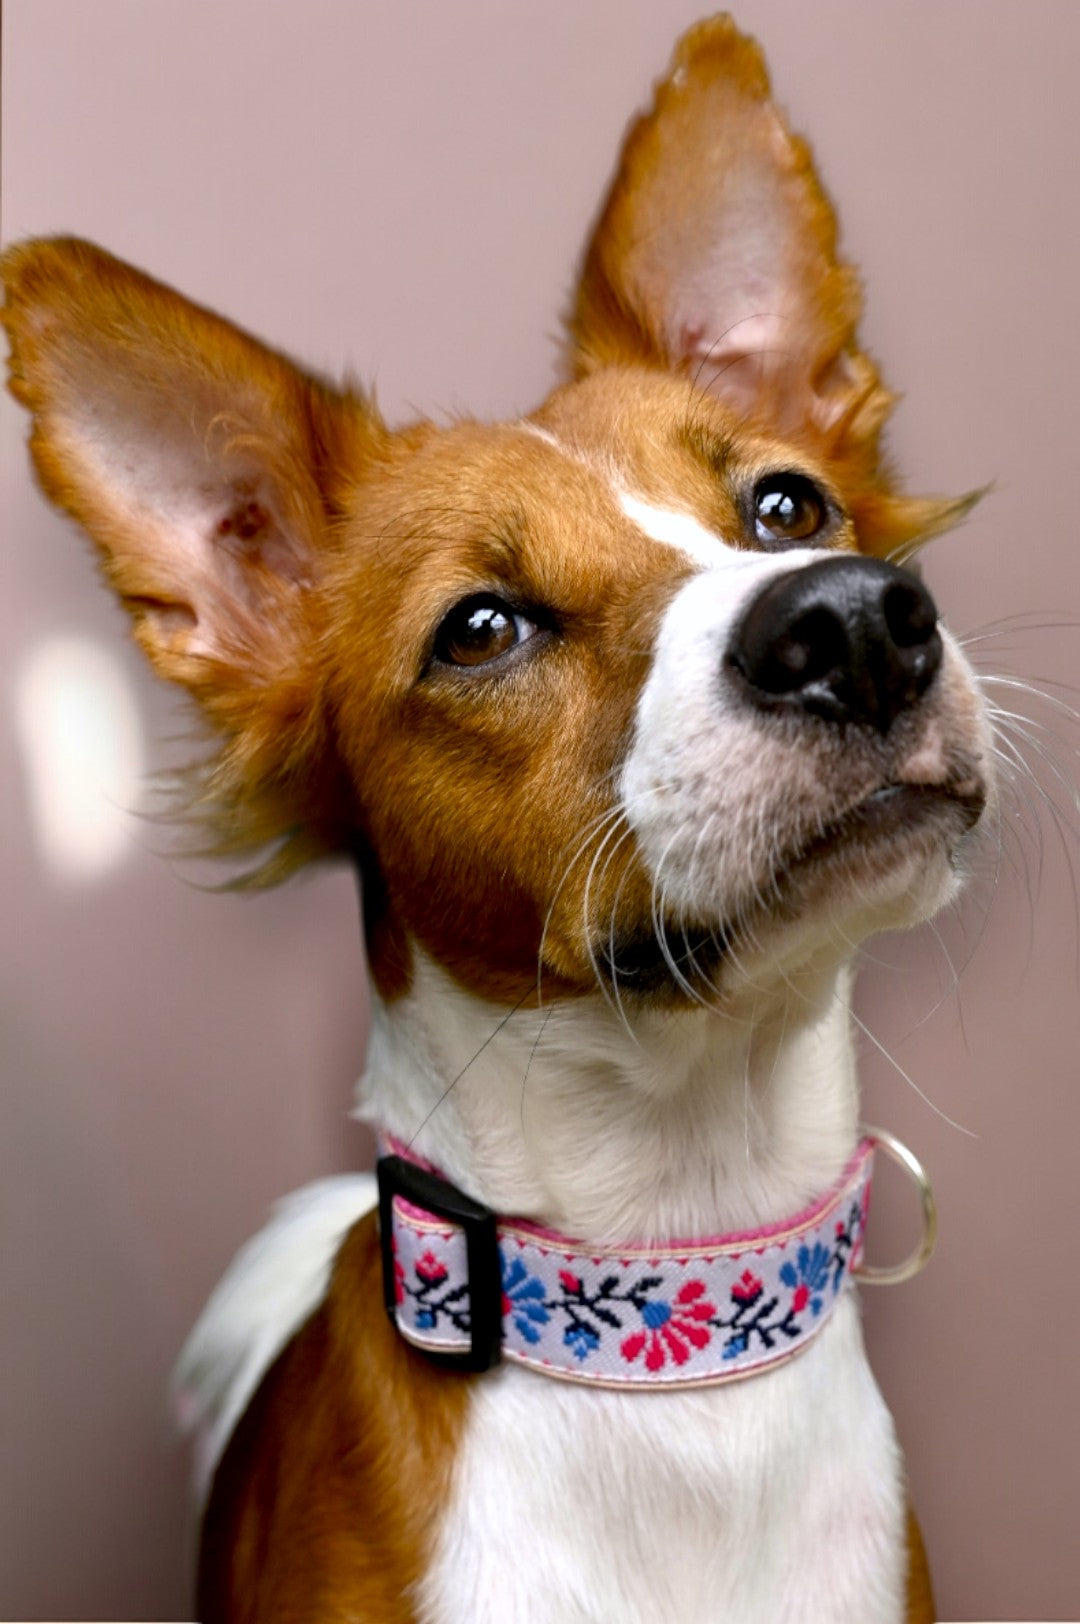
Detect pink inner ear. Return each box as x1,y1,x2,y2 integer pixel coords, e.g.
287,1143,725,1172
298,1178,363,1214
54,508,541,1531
87,443,318,664
677,308,789,418
217,500,268,543
213,483,313,588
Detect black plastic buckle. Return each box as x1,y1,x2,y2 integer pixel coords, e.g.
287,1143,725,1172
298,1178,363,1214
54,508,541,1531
376,1154,502,1374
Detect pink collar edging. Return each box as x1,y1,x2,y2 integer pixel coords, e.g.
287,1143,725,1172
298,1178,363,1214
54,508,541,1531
380,1138,875,1388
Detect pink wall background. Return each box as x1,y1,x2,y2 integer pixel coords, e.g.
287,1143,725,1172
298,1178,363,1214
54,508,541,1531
2,3,1077,1618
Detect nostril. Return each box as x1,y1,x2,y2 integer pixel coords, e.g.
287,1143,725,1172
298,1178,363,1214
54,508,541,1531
750,607,847,696
883,579,938,649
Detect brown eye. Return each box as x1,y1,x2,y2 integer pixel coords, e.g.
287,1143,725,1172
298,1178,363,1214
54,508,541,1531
433,595,536,667
753,473,829,548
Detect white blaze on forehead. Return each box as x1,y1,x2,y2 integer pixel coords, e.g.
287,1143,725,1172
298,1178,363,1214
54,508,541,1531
517,423,737,570
617,490,737,570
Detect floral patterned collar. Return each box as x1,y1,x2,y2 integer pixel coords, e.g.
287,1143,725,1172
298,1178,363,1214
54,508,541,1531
376,1137,881,1388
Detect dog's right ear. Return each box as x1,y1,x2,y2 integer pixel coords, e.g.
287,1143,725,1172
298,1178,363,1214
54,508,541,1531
3,238,384,861
2,237,381,707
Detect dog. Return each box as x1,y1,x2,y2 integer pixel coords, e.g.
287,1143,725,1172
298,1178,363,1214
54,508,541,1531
2,14,991,1621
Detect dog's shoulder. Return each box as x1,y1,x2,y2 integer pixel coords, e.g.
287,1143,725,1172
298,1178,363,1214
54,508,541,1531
196,1200,474,1623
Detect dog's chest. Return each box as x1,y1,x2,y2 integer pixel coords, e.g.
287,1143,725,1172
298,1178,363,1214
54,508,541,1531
417,1299,905,1624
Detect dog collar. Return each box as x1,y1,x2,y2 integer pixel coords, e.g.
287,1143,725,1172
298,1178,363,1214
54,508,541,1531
376,1129,934,1388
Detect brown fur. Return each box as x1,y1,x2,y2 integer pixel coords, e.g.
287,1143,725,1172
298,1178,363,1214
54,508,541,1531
198,1213,471,1622
905,1506,937,1623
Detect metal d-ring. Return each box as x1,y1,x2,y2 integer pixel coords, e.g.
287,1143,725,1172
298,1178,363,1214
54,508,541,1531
855,1126,939,1286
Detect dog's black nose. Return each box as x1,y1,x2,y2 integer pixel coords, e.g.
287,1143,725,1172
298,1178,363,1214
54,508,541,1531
728,555,942,733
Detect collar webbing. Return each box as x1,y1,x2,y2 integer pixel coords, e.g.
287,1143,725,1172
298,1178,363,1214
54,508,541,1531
377,1137,878,1388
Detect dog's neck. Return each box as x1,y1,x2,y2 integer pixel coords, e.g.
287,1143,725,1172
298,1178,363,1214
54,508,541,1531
358,952,860,1247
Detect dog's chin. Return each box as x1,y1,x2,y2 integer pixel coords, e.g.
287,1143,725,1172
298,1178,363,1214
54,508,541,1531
778,779,986,899
757,778,985,939
601,780,986,1003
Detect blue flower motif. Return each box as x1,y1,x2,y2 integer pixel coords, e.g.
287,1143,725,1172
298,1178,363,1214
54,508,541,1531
723,1331,749,1359
780,1241,832,1316
564,1324,600,1362
500,1251,550,1345
641,1299,672,1330
416,1308,436,1330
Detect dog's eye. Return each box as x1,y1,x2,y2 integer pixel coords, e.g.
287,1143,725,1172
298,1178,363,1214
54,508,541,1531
753,474,829,547
433,595,537,667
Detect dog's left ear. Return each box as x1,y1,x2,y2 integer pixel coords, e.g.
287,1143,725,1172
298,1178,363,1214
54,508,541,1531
569,16,975,554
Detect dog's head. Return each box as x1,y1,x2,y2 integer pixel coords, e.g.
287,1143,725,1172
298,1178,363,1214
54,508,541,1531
2,18,990,1017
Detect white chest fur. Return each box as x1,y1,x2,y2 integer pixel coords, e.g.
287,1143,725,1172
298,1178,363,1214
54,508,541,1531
418,1298,905,1624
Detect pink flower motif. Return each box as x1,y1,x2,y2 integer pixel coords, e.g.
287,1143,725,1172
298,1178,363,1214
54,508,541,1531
559,1269,582,1293
620,1279,715,1371
415,1249,448,1285
792,1283,810,1313
731,1269,763,1303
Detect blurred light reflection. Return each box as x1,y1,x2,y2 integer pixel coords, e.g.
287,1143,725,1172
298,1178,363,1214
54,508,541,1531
15,635,145,881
